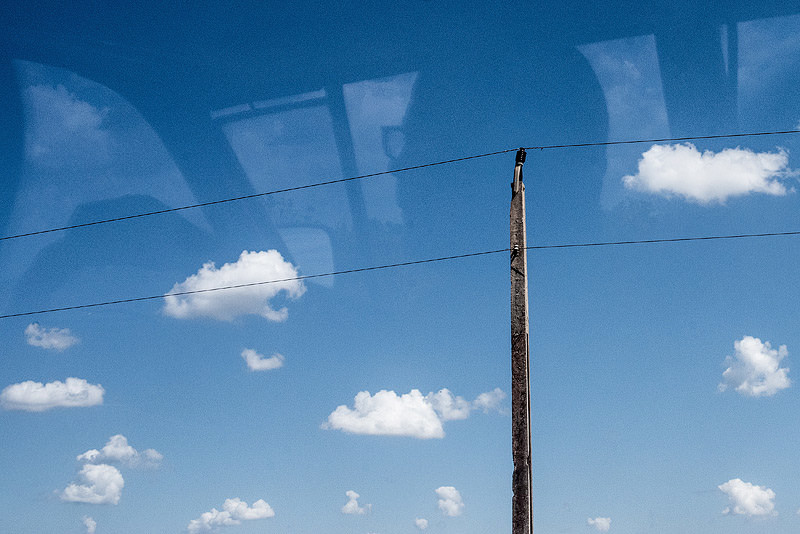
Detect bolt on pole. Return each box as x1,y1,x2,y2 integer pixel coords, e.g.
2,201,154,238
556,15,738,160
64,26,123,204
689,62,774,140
510,147,532,534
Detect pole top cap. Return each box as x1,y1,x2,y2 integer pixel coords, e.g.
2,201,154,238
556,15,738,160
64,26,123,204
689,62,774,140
516,148,526,164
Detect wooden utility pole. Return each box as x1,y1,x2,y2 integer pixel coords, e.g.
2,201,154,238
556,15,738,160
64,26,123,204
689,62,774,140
510,148,532,534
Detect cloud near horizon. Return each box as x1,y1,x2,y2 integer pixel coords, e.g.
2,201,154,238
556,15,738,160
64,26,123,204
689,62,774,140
622,143,792,203
163,250,305,321
719,336,790,397
0,378,104,412
25,323,79,351
187,498,275,533
718,478,776,516
323,387,506,439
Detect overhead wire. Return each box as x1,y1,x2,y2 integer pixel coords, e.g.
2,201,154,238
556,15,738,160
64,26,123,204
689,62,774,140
1,129,799,242
0,148,516,242
523,129,800,150
2,229,799,320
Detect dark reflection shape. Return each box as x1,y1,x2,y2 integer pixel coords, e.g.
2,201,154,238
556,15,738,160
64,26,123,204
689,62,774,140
0,47,24,239
738,13,800,130
656,20,737,135
10,195,209,313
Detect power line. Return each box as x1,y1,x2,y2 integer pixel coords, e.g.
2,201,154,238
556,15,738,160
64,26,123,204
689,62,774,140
0,149,515,242
2,129,798,243
0,249,507,319
525,129,800,150
526,230,800,249
2,229,799,320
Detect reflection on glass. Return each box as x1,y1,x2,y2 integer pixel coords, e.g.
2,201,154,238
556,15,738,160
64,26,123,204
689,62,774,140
721,24,731,77
221,103,350,285
343,72,417,224
579,35,670,209
4,60,203,285
219,74,416,282
222,105,352,230
253,89,327,111
277,227,334,287
738,14,800,130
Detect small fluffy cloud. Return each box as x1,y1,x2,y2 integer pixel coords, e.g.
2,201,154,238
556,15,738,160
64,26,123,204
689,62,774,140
426,389,472,421
473,387,507,413
415,517,429,530
719,336,790,397
341,490,369,515
718,478,776,516
83,516,97,534
588,517,611,532
325,389,443,439
61,464,124,505
323,388,505,439
77,434,162,468
0,378,104,412
25,323,79,351
436,486,464,517
241,349,284,371
622,143,792,203
187,498,274,533
164,250,305,321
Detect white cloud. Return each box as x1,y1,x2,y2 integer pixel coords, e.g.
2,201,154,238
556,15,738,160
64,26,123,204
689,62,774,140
473,387,507,413
588,517,611,532
83,516,97,534
325,389,443,439
187,498,274,533
718,478,776,516
222,498,274,520
719,336,790,397
426,389,471,421
24,323,79,351
61,464,124,505
323,387,505,439
241,349,284,372
164,250,305,321
341,490,370,515
622,143,792,203
0,378,104,412
77,434,162,468
436,486,464,517
415,518,429,530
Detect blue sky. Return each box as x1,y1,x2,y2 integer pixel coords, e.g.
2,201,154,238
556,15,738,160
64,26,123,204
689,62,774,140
2,1,800,533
